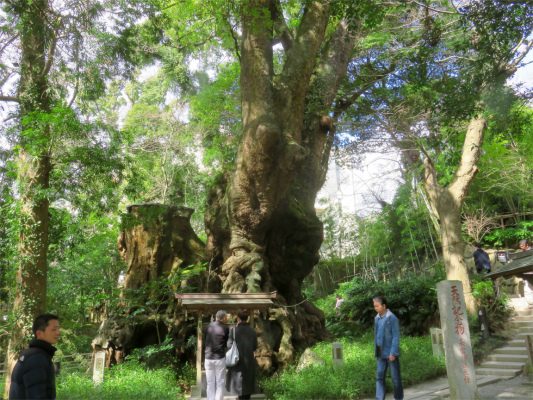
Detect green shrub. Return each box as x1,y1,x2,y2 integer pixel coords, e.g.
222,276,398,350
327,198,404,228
341,270,445,336
471,278,512,334
262,335,445,400
56,360,185,400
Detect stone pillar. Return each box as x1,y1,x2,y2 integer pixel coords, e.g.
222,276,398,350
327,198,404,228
332,342,343,368
93,350,106,384
437,280,479,400
430,327,444,357
478,307,490,341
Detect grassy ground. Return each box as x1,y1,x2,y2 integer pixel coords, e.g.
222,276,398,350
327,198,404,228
261,334,446,400
55,360,188,400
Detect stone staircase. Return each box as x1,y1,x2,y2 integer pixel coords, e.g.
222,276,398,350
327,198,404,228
475,296,533,379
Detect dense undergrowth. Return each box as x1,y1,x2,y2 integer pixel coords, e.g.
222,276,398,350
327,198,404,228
262,335,445,400
54,360,194,400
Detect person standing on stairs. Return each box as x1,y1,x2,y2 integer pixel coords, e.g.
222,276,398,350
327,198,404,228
473,243,492,274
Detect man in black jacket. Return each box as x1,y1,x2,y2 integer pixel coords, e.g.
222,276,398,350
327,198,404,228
9,313,60,400
473,243,491,274
204,310,229,400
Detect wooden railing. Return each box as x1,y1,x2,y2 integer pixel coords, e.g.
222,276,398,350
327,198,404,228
0,352,93,376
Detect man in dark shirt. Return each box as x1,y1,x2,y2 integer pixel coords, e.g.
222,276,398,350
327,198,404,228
204,310,229,400
473,243,491,274
9,313,60,399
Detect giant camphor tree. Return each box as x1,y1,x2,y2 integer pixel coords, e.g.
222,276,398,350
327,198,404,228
148,0,409,369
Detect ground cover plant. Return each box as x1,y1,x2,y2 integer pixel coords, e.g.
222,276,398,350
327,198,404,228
262,335,445,400
55,360,187,400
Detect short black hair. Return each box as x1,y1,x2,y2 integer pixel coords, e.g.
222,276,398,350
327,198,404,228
33,313,59,337
237,309,249,322
373,296,387,307
475,242,483,248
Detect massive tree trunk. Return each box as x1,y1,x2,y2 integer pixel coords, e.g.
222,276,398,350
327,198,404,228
94,204,206,366
423,116,488,313
205,0,357,370
4,0,53,396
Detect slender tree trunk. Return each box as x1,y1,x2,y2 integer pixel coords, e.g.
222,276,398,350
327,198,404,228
424,115,488,313
4,1,52,396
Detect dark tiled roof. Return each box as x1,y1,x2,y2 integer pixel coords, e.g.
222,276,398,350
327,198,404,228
486,251,533,279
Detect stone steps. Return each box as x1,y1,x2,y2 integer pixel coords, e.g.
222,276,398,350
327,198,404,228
473,300,533,382
508,339,529,347
477,361,525,370
510,320,533,328
493,346,528,355
514,309,533,317
475,367,522,377
510,314,533,322
486,353,529,363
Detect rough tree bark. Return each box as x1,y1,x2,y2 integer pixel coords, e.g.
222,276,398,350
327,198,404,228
94,204,206,365
205,0,357,370
423,116,488,313
4,0,53,396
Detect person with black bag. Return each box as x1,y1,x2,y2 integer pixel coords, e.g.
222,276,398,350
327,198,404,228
226,310,258,400
9,313,60,400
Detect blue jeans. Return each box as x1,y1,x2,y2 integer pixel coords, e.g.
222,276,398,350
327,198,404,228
376,349,403,400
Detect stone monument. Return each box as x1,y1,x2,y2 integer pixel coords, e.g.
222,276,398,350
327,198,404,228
332,342,343,368
430,327,444,357
436,280,479,400
93,350,106,384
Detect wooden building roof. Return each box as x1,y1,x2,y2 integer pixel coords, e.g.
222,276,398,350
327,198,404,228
486,251,533,279
175,292,276,313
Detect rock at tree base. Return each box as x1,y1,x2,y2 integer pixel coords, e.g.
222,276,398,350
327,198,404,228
296,348,326,372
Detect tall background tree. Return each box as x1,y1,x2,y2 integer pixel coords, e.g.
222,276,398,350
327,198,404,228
0,0,148,393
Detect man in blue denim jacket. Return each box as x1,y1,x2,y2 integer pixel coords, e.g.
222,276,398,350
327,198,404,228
374,296,403,400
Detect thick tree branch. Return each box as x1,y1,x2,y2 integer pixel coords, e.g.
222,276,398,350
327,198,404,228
0,94,19,102
41,37,57,78
281,1,329,97
272,0,293,51
449,115,488,199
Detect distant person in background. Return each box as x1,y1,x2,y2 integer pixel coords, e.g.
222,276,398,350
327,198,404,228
473,243,491,274
519,239,532,252
9,313,60,400
204,310,229,400
226,310,258,400
335,295,344,316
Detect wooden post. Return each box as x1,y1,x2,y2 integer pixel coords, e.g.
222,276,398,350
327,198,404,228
196,313,203,386
478,307,490,341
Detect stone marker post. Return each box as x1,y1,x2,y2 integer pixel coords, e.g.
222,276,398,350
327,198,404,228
93,350,106,384
437,280,479,400
332,342,343,368
430,327,444,357
478,307,490,341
